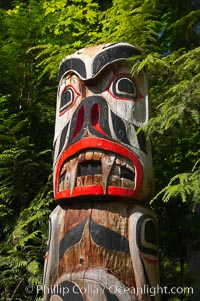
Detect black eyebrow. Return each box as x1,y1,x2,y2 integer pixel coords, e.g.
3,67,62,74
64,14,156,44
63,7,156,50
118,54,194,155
59,58,86,81
92,45,141,77
58,44,141,81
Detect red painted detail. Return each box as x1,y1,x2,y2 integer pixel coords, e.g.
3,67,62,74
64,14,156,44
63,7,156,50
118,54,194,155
141,253,158,267
141,253,159,282
108,186,136,197
105,72,143,102
56,186,104,199
59,84,80,116
54,137,143,201
43,252,49,260
72,105,85,139
56,186,137,200
107,90,142,102
90,104,109,137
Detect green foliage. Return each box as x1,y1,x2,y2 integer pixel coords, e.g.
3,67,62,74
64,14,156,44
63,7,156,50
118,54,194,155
0,176,53,300
29,0,101,79
0,1,55,299
153,167,200,204
0,0,199,300
95,0,162,51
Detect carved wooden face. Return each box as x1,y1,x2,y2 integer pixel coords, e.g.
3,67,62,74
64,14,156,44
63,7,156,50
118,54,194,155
53,43,154,203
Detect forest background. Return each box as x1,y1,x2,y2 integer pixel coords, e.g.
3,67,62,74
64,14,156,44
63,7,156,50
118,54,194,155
0,0,199,300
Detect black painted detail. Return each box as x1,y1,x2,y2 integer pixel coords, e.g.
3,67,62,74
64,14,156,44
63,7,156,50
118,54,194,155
52,280,84,301
90,218,130,254
59,217,130,260
60,87,75,113
134,125,147,153
120,166,135,181
138,130,146,153
104,287,121,301
145,220,157,245
58,123,69,160
59,58,86,81
59,171,66,184
136,215,158,256
59,218,88,259
111,76,138,99
110,110,130,145
77,160,134,180
93,45,141,77
78,161,102,176
66,96,111,148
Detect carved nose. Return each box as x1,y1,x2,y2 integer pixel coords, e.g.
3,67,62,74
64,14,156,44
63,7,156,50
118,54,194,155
72,103,102,140
91,103,100,128
68,96,110,146
72,105,85,140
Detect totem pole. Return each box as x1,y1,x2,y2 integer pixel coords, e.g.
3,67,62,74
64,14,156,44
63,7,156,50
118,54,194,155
43,43,160,301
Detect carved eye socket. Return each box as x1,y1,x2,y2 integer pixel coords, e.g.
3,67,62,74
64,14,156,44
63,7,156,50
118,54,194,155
136,216,158,256
110,76,138,99
60,86,75,114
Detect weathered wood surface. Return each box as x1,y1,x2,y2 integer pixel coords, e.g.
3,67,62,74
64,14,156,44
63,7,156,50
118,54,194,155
43,43,160,301
44,202,159,301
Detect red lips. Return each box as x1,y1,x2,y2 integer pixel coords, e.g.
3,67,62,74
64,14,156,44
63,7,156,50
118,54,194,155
54,137,143,202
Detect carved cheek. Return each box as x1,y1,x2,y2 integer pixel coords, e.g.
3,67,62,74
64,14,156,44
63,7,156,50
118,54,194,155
103,71,148,127
104,91,147,125
132,98,148,125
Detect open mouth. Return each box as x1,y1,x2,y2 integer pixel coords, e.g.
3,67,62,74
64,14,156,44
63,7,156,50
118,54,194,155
58,150,135,194
54,138,143,201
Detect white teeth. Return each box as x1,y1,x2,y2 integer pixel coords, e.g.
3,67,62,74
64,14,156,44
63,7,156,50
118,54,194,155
85,152,93,161
126,162,135,174
59,176,64,191
78,153,85,162
121,178,134,188
76,176,83,187
69,158,78,196
94,174,102,185
63,170,70,189
116,158,126,166
85,175,93,186
58,151,135,193
109,175,121,187
79,151,102,161
76,174,102,187
60,165,66,176
101,153,116,194
94,152,102,161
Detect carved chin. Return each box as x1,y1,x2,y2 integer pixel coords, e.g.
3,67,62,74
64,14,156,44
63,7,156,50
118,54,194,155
54,138,143,202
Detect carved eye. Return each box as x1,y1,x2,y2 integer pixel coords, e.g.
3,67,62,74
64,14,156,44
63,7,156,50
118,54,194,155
136,215,158,256
60,86,76,114
110,76,138,99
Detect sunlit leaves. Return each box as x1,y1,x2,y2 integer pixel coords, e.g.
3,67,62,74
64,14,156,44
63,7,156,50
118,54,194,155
29,0,100,79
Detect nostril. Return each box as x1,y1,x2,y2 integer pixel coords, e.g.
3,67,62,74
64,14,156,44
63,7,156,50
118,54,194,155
91,104,99,126
72,106,85,139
